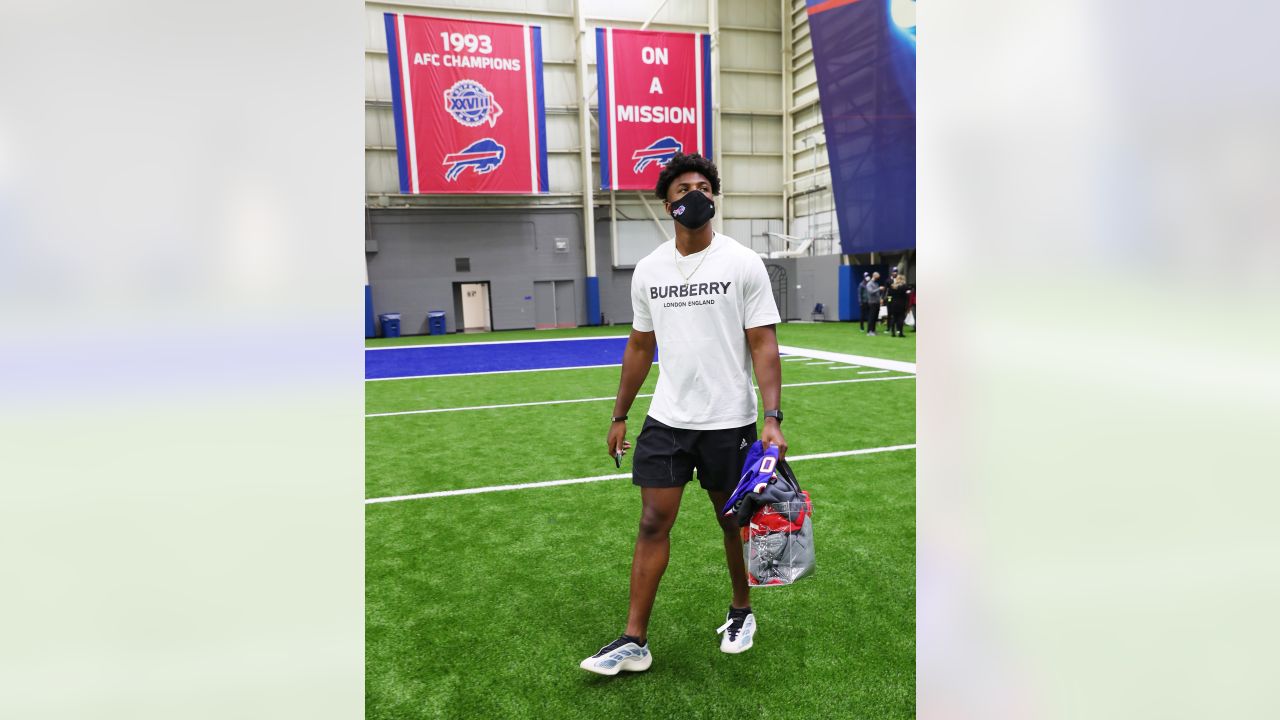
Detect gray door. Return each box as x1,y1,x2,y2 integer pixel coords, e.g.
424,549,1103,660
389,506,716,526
459,282,491,331
798,270,815,320
534,281,556,329
553,281,577,328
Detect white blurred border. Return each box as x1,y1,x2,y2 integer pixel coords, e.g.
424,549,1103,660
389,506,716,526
920,1,1280,718
0,2,364,718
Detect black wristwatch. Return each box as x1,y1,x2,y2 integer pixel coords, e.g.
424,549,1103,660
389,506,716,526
764,409,783,425
611,415,628,423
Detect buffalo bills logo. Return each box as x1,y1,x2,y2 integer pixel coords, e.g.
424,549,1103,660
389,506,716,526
443,79,503,128
442,139,506,181
632,136,682,174
673,205,686,216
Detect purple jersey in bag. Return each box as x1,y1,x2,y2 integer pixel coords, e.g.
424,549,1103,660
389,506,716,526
722,441,803,527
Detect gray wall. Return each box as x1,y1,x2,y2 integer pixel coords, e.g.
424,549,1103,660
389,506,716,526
592,215,636,326
795,254,842,321
367,209,588,334
591,220,845,325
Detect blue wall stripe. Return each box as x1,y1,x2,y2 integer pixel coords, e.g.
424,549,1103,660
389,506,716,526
383,13,410,195
532,26,550,193
701,33,713,158
595,28,611,189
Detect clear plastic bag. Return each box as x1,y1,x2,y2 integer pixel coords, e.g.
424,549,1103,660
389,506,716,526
742,492,814,587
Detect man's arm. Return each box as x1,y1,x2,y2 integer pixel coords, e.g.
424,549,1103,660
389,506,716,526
746,324,787,460
606,329,657,458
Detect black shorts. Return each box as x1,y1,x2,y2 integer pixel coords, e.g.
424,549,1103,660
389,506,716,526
632,416,758,492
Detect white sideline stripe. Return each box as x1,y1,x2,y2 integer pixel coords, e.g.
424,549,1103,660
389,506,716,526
805,360,835,365
364,443,917,504
857,370,890,375
778,345,916,374
366,335,631,351
366,375,914,417
829,365,863,370
366,362,626,382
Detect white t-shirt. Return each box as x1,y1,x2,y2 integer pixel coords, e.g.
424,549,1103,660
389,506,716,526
631,232,781,430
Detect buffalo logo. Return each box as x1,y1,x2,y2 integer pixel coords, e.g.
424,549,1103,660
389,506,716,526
632,136,682,174
442,139,506,181
443,79,503,128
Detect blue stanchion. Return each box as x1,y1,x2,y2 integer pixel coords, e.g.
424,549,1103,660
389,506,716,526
585,276,601,326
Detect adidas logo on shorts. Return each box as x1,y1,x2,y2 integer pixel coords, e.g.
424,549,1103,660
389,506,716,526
739,438,748,450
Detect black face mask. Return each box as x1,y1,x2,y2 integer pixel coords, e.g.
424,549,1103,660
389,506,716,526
669,191,715,230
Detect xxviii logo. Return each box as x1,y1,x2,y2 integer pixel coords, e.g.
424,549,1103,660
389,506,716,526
442,138,506,181
443,79,503,128
632,136,682,174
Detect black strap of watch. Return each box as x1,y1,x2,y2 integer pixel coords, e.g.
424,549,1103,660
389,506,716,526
764,409,783,424
611,415,628,423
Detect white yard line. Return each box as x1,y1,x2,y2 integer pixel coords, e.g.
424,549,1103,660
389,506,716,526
365,335,631,351
857,370,890,375
779,376,913,389
367,394,637,418
777,345,915,374
829,365,863,370
366,375,914,417
805,360,835,365
365,443,917,504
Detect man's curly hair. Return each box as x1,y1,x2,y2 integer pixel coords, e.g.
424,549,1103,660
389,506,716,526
654,152,721,200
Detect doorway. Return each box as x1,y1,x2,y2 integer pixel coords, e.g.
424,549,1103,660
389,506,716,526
767,264,788,321
533,280,577,329
453,281,492,333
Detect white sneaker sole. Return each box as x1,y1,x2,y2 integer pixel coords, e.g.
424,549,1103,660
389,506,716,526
579,652,652,676
720,634,754,654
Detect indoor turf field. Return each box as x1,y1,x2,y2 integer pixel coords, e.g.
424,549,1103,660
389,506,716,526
366,322,915,719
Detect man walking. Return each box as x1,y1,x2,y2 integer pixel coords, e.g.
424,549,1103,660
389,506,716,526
857,272,869,331
865,271,883,336
580,153,787,675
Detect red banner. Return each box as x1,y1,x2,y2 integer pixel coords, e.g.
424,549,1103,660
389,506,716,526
384,13,548,194
596,28,713,191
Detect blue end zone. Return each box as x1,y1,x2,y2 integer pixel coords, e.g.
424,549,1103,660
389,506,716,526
585,277,601,326
837,265,855,321
366,337,648,379
365,285,376,338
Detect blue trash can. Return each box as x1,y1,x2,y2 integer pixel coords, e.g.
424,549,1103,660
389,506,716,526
379,313,401,338
427,311,447,336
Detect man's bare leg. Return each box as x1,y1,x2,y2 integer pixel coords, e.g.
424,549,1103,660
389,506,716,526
707,488,751,608
624,485,686,641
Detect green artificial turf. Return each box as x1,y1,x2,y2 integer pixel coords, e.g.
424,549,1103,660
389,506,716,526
366,324,916,718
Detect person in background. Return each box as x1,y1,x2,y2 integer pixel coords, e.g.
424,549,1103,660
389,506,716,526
857,272,870,331
909,282,917,333
886,273,910,337
865,272,883,336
